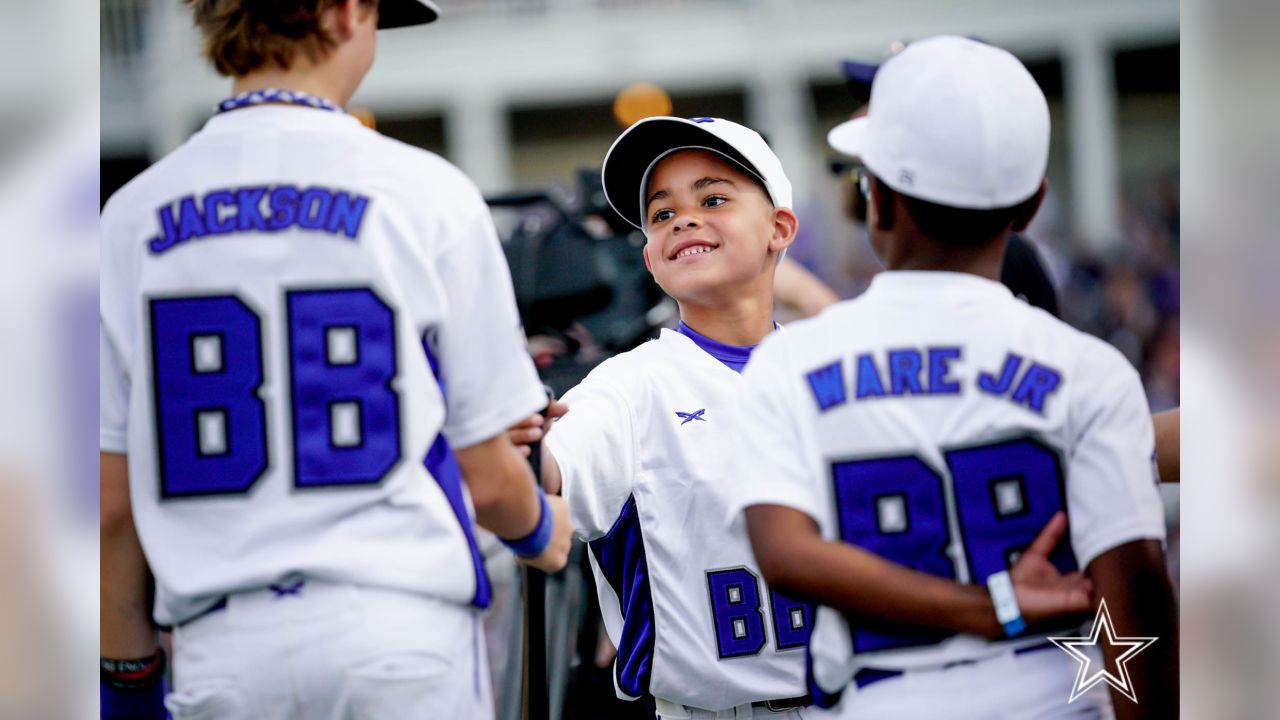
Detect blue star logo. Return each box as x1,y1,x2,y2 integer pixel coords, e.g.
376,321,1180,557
675,409,707,425
1049,598,1159,704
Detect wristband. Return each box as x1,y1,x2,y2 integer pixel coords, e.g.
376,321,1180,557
986,570,1026,637
501,488,553,558
101,648,168,720
101,647,166,691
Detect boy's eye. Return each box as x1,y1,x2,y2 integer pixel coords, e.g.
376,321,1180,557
651,208,675,224
704,195,728,208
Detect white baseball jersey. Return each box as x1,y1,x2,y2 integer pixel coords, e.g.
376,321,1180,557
545,325,810,711
100,105,545,626
728,271,1165,706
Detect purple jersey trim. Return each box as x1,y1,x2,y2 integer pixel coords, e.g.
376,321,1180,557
590,495,655,698
676,321,763,374
422,337,492,609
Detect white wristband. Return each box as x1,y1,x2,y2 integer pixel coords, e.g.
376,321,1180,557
986,570,1026,637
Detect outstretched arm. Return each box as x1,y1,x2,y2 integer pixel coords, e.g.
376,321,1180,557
100,452,155,658
746,505,1091,640
505,398,568,495
455,433,572,573
100,452,167,720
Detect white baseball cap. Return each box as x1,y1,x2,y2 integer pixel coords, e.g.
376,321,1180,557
827,35,1050,210
379,0,441,29
601,116,793,230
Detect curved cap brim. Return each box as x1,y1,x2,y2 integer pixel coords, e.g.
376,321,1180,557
378,0,440,28
827,116,872,161
601,117,760,230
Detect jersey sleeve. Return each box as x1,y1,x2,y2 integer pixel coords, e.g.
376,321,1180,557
1065,345,1166,568
100,320,129,453
544,375,637,541
726,335,825,524
99,193,136,454
430,185,545,450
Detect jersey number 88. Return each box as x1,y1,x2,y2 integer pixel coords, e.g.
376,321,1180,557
832,438,1077,653
149,288,400,498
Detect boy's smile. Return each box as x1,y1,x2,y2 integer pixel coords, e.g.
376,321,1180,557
669,238,719,262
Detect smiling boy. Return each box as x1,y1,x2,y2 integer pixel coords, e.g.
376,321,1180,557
538,119,812,718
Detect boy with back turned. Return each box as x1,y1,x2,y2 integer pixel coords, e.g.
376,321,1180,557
99,2,571,718
732,36,1177,719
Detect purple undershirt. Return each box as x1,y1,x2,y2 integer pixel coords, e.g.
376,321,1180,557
676,321,770,374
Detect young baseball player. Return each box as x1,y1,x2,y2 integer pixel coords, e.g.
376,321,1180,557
731,36,1177,719
512,115,1094,720
99,2,571,718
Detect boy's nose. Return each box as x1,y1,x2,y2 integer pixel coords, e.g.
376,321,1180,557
672,216,700,231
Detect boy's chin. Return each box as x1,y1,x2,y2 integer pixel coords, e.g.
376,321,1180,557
657,270,737,304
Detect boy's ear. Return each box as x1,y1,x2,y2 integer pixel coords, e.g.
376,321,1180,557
641,241,653,273
328,0,361,40
769,207,800,254
871,177,895,232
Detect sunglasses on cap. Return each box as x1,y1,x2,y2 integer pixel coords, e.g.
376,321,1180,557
829,158,873,200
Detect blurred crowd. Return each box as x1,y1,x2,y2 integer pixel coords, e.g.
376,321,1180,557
1060,171,1181,412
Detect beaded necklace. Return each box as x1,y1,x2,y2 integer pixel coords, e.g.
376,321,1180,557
215,88,345,115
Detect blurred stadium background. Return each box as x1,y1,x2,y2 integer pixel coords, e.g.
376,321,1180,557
95,1,1196,718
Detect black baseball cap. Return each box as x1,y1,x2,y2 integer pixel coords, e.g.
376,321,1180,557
379,0,440,29
601,116,793,230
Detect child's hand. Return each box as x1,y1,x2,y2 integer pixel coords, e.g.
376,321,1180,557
506,399,569,457
1011,511,1094,627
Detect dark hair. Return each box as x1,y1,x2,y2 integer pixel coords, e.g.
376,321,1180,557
874,176,1039,247
187,0,376,77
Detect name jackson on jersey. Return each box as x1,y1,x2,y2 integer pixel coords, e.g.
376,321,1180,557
148,184,371,255
804,346,1062,415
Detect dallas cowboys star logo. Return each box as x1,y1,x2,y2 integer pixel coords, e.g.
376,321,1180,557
1049,598,1159,704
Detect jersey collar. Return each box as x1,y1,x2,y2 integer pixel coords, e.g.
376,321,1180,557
866,270,1015,301
676,321,777,374
202,103,361,133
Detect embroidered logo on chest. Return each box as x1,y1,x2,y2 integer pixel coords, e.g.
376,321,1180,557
675,408,707,425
